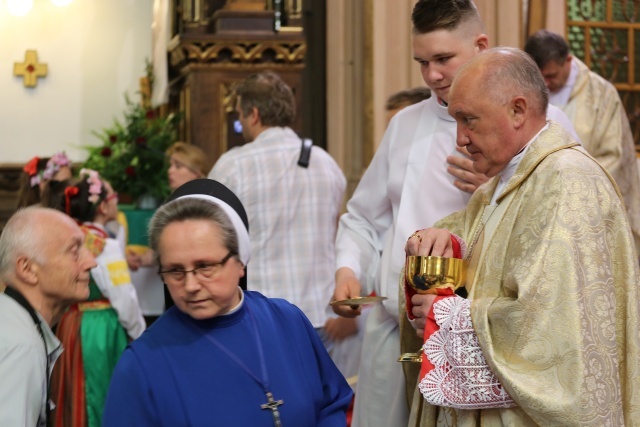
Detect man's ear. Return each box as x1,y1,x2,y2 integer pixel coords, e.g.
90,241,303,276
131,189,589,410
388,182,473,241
511,96,527,129
249,107,261,126
15,255,39,286
475,34,489,52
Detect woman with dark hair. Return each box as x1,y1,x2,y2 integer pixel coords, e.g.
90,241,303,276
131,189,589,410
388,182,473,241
17,152,72,208
103,179,352,426
48,169,145,427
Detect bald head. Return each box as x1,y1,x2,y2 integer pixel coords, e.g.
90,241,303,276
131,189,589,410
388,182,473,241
453,47,549,116
447,48,549,177
0,207,78,280
0,206,96,325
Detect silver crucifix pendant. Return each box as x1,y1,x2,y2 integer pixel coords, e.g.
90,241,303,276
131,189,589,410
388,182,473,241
261,391,284,427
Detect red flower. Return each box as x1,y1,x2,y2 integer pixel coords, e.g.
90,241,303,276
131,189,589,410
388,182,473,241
109,135,118,143
23,156,40,176
101,147,112,157
135,136,147,147
125,166,136,177
145,110,155,119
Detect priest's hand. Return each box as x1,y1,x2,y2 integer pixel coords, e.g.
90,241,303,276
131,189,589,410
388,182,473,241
447,146,489,194
410,293,437,337
332,267,362,317
406,228,453,257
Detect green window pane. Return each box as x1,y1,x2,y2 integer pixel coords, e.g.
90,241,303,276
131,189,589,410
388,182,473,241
620,91,640,145
568,0,607,22
612,0,640,23
568,26,587,61
589,27,629,83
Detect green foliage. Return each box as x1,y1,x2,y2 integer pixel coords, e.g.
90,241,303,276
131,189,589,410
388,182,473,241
83,95,180,203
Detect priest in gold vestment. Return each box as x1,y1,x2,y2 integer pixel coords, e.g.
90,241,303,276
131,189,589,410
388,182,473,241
525,30,640,253
403,48,640,426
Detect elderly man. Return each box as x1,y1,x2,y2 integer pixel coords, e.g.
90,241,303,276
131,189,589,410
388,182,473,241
0,207,96,427
405,47,640,426
525,30,640,251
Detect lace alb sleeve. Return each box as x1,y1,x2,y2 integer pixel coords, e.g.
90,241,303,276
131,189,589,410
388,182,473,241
419,296,516,409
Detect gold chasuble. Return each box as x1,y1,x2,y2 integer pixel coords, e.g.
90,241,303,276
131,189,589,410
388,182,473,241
406,122,640,426
564,57,640,253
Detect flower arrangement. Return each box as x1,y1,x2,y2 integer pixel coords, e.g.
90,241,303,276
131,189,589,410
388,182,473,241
83,94,180,204
24,151,71,188
79,168,103,203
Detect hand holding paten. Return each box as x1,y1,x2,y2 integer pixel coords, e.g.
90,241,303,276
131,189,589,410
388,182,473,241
331,267,362,318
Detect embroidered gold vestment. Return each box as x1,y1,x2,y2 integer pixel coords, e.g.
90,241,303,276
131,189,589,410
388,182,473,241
564,57,640,252
406,122,640,426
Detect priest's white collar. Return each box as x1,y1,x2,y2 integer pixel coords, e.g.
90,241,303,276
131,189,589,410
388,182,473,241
492,123,549,205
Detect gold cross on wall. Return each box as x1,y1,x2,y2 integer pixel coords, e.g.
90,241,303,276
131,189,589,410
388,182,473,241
14,50,48,88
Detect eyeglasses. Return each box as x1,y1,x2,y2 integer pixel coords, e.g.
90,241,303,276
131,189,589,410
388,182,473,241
105,192,118,202
158,252,234,285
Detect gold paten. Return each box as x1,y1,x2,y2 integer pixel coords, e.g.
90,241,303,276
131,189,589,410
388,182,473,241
330,296,387,306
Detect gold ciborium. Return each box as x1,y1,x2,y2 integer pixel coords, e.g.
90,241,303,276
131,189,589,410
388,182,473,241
405,255,465,294
398,256,465,363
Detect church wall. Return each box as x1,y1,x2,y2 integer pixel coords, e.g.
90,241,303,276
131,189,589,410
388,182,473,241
0,0,153,164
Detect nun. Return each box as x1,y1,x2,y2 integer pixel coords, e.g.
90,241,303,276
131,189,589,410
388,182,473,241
102,179,352,426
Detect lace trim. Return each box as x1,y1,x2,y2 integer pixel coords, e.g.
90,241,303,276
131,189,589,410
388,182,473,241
419,296,516,409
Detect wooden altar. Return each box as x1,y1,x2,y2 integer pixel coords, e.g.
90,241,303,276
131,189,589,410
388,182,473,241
168,0,309,162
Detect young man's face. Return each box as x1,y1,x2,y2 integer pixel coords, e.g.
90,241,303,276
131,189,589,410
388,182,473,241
412,27,487,103
539,56,572,93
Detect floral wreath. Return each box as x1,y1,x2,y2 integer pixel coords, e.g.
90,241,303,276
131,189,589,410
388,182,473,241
23,151,71,188
64,169,103,215
79,168,103,204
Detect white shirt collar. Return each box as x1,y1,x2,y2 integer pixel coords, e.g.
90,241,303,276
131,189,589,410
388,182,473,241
549,59,578,108
492,123,549,205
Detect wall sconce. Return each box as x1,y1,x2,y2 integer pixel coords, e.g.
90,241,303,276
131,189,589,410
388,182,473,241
5,0,74,17
6,0,34,16
51,0,74,6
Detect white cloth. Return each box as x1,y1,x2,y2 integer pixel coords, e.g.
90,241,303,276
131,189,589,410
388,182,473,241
336,97,579,427
0,293,62,427
209,126,346,328
151,0,170,107
548,59,579,108
420,296,515,409
88,229,146,339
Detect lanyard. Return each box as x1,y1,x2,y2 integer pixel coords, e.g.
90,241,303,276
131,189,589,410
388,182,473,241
4,286,51,422
180,301,284,426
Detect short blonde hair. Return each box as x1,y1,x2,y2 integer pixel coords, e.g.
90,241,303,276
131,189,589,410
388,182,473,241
165,142,212,177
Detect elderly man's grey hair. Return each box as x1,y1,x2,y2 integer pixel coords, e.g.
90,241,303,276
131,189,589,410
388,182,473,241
0,207,47,280
471,47,549,115
148,198,240,266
